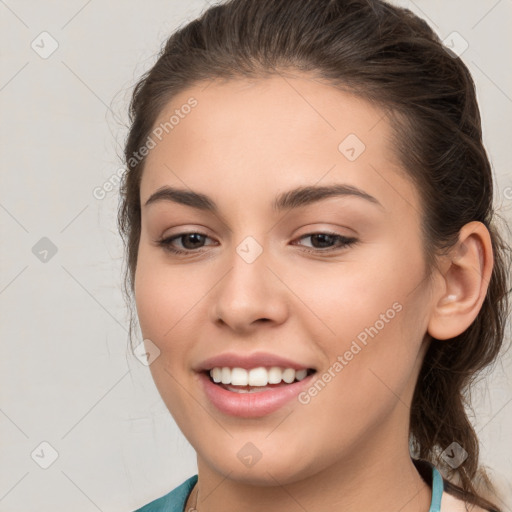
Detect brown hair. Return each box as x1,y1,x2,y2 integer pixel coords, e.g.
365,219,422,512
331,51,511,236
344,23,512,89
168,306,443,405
117,0,511,509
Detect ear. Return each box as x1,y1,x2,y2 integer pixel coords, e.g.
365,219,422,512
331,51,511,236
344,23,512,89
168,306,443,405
427,221,494,341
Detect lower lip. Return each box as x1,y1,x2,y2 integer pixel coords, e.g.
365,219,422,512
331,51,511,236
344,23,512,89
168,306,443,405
199,372,315,418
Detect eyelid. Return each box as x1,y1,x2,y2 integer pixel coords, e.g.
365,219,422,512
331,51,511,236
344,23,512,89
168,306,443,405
160,230,216,249
292,231,358,253
157,229,358,256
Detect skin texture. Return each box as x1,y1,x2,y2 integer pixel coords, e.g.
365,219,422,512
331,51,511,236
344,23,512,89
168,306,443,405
134,73,493,512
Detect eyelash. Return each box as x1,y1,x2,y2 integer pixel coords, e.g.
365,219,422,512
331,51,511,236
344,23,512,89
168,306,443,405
156,231,358,255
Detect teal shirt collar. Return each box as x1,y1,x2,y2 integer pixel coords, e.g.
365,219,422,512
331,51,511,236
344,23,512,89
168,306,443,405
430,465,444,512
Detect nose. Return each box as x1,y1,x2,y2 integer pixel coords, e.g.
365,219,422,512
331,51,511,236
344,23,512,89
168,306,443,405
210,239,289,333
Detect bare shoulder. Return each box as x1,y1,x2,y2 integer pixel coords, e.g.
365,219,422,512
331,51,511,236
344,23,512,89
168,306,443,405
441,490,490,512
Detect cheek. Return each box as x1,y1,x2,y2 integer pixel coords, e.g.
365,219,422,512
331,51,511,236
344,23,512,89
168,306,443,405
134,257,203,431
293,246,425,348
292,242,429,408
294,295,428,467
134,249,205,343
314,259,428,398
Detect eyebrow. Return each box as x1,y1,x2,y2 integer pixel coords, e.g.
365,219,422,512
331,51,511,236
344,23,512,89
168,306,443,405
143,183,383,212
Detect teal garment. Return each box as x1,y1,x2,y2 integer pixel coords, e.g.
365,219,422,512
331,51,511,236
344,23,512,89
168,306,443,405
133,464,444,511
134,474,198,512
430,464,444,512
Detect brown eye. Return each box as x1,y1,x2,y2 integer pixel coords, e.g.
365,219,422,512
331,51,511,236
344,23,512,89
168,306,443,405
294,232,358,252
176,233,208,250
157,232,216,255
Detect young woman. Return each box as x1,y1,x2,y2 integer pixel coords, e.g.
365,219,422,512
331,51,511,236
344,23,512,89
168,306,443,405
118,0,511,510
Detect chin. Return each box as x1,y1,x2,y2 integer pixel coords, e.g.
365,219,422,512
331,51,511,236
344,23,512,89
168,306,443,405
200,444,321,486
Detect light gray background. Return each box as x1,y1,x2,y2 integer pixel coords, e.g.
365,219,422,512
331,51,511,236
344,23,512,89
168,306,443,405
1,1,511,511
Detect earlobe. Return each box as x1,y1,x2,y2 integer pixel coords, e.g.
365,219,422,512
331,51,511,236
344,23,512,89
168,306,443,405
427,221,493,341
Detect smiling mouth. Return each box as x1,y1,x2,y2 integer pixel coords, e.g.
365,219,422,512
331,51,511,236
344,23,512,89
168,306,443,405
204,367,317,393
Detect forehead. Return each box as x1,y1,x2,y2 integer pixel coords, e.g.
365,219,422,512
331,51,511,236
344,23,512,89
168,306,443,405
140,73,419,215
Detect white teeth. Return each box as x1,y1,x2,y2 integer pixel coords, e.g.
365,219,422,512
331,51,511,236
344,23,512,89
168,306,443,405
208,366,310,386
295,369,307,381
230,367,247,386
248,367,268,386
282,368,295,383
221,367,231,384
211,367,222,383
268,366,282,384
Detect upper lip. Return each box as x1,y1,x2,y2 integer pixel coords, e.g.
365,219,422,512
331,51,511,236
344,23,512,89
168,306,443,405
195,352,315,372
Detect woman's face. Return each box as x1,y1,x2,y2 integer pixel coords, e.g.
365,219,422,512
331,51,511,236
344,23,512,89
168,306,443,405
134,73,436,484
